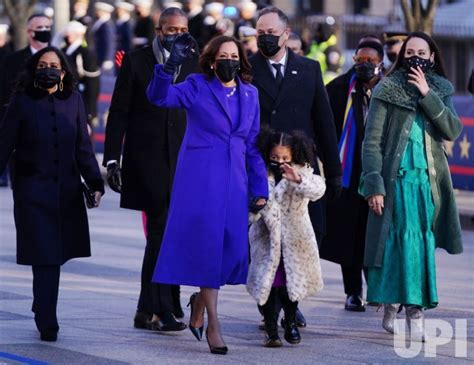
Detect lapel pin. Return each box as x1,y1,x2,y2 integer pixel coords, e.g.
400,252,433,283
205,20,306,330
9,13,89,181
292,70,297,74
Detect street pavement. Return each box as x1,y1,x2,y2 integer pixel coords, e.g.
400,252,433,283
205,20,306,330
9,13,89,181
0,186,473,364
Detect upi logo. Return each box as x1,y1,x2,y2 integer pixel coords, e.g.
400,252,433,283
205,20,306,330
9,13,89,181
393,319,467,358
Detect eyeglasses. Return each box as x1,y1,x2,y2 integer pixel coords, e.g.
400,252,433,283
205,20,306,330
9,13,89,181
353,56,381,64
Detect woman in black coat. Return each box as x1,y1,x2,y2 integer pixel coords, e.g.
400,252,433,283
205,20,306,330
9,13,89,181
0,47,104,342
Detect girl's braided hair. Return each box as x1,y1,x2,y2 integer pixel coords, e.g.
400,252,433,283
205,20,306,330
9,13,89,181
257,125,316,167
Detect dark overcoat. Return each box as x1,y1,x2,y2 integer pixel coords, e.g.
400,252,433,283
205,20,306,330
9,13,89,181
103,45,199,214
320,70,371,266
0,47,32,116
116,19,133,53
0,88,104,265
93,19,115,66
249,49,341,235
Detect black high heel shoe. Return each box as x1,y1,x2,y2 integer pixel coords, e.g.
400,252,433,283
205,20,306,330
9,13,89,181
187,292,204,341
205,329,228,355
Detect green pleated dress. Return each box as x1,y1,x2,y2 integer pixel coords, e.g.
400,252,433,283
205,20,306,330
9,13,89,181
367,111,438,309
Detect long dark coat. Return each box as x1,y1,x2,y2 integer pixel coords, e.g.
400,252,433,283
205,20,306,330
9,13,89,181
103,45,199,214
0,88,104,265
249,49,341,235
0,47,32,116
92,19,115,66
320,69,371,266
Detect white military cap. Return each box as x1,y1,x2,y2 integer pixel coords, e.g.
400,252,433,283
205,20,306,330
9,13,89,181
134,0,153,7
205,2,224,14
163,1,183,8
0,24,9,34
94,2,115,12
239,0,257,11
115,1,135,11
238,25,256,39
65,20,87,34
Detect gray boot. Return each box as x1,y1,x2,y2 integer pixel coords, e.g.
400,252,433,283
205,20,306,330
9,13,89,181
405,305,426,342
382,303,400,334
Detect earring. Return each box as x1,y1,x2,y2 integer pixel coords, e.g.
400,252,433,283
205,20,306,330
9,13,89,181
59,81,64,91
210,66,214,69
34,80,38,88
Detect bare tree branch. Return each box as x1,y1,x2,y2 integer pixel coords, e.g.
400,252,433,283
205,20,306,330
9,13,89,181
3,0,37,50
401,0,416,32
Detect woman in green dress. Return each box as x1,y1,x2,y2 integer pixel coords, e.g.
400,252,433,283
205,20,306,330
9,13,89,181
360,32,463,341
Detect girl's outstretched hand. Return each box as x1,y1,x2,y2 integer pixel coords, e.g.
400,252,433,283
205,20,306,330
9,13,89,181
281,163,302,183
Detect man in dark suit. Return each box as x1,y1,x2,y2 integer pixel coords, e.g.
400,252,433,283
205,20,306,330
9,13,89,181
91,2,115,72
250,6,341,328
0,14,52,116
182,0,207,51
321,40,384,312
0,14,52,187
103,7,199,332
115,1,134,54
132,0,155,49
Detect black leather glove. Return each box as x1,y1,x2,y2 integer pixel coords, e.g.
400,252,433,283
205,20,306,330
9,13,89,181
106,162,122,193
325,176,342,200
249,196,267,214
163,33,196,75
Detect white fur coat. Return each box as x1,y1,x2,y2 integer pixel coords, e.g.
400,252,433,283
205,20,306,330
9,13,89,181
247,164,326,305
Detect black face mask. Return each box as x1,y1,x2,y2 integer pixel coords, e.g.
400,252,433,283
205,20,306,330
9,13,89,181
161,33,179,52
387,52,398,63
33,30,51,43
269,160,289,183
354,62,379,82
215,59,240,83
404,55,432,73
35,68,62,89
257,34,281,58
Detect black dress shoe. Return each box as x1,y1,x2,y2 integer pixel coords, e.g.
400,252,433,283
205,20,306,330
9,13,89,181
282,318,301,344
134,311,152,329
344,295,366,312
264,333,283,347
40,330,58,342
150,312,187,332
173,306,185,319
296,308,307,328
206,329,228,355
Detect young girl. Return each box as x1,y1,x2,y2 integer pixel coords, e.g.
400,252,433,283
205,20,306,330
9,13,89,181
247,129,326,347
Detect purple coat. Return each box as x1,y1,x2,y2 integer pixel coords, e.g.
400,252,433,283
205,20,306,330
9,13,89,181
147,65,268,289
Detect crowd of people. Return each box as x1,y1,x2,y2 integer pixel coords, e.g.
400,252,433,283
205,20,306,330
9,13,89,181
0,0,464,356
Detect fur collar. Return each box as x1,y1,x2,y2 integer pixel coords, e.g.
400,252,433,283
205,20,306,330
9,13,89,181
373,68,454,111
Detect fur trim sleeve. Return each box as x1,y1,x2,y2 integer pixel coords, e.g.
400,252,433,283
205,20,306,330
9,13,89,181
290,167,326,202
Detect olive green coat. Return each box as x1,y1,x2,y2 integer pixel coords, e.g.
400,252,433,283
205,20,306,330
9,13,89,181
360,69,463,268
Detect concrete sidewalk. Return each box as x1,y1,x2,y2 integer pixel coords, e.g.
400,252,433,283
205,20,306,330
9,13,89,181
0,187,473,364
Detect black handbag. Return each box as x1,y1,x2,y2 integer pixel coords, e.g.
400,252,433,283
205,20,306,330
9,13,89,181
81,181,96,208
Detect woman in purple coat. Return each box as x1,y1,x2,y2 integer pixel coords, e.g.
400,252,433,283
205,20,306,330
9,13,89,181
147,34,268,354
0,47,104,342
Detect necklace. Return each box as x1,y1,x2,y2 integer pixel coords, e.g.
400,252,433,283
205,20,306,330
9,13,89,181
226,87,237,97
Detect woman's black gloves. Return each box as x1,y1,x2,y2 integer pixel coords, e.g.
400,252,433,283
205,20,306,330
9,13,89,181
163,33,197,75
